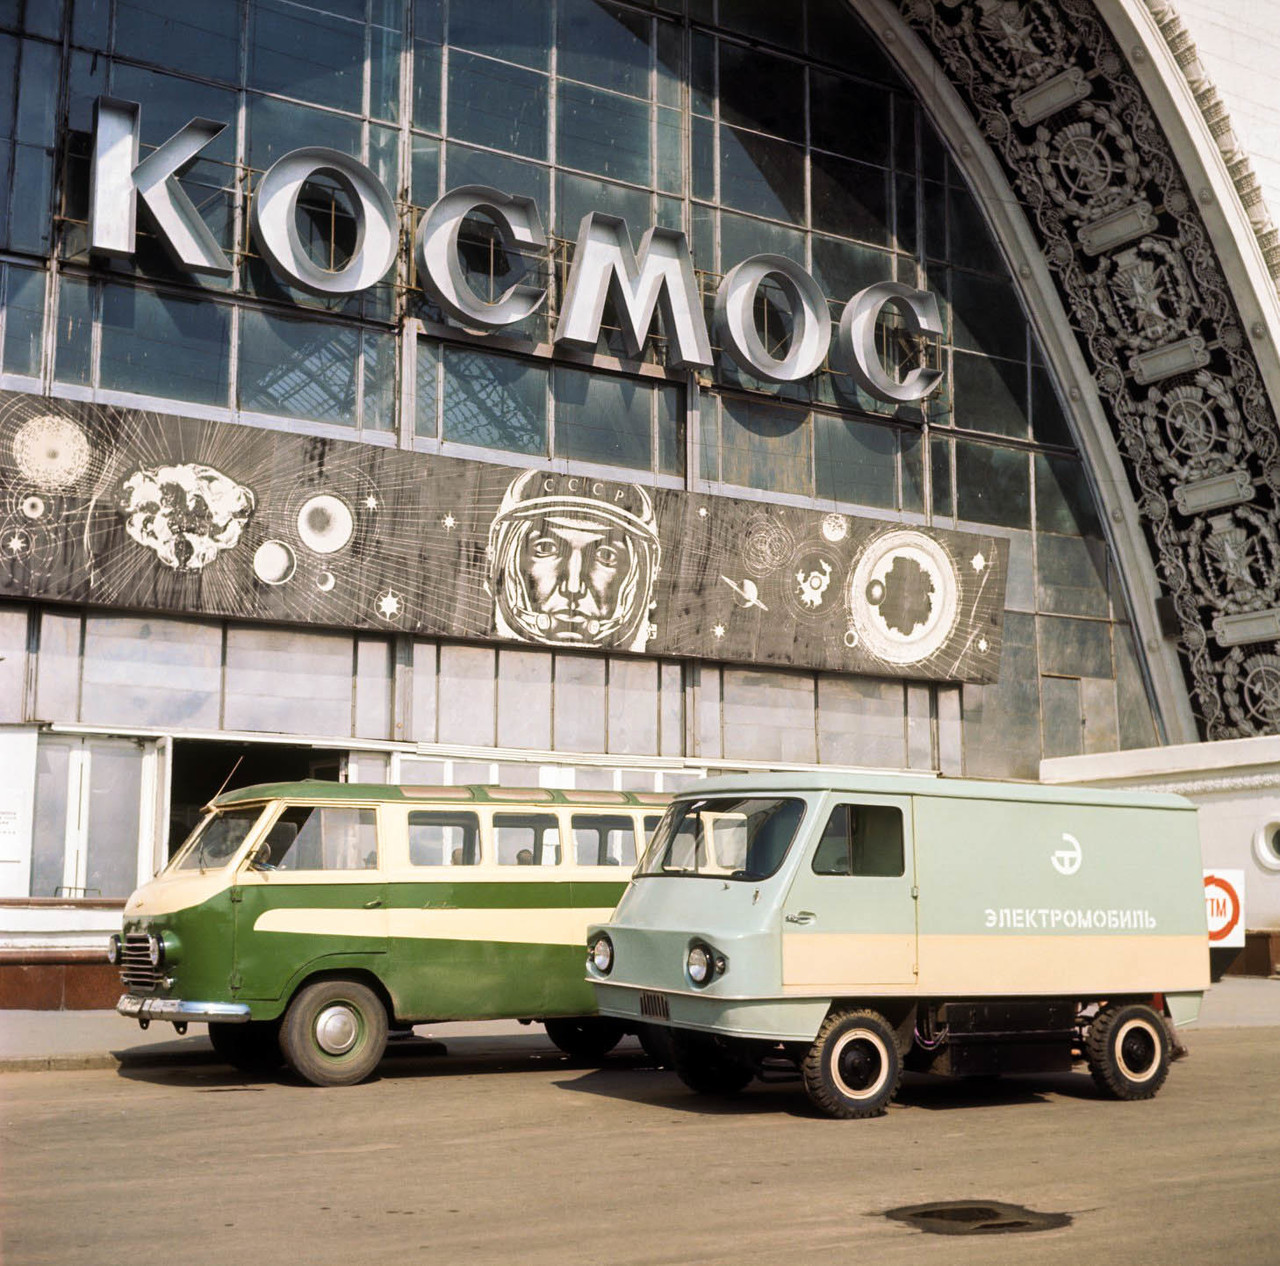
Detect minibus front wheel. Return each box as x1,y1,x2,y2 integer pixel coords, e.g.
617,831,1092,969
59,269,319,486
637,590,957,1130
281,978,389,1087
543,1017,625,1060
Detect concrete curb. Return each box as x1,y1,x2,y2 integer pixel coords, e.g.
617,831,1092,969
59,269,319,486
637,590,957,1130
1,1051,216,1073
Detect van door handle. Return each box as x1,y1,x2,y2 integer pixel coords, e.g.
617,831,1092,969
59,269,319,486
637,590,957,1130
785,910,816,925
364,898,383,909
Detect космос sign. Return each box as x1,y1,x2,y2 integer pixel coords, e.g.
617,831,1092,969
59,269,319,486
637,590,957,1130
90,98,946,402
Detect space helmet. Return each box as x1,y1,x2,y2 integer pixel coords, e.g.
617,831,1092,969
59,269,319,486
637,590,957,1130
486,469,661,650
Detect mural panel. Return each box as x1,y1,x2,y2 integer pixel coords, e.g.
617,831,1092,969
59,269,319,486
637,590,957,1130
0,392,1007,681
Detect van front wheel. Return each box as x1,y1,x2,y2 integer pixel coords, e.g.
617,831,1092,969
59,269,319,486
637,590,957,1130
670,1030,754,1095
803,1009,902,1119
281,979,388,1087
1086,1003,1170,1100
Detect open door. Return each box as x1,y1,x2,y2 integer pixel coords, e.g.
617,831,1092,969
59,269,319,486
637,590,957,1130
781,794,917,988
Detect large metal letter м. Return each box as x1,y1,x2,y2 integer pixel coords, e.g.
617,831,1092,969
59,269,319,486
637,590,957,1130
89,97,232,277
554,213,713,370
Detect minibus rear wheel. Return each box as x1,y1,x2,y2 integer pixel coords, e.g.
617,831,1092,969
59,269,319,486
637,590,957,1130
208,1019,283,1074
543,1017,625,1060
1085,1002,1170,1100
281,979,388,1087
802,1009,902,1119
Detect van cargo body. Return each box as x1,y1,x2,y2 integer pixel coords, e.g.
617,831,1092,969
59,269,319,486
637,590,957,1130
587,772,1210,1118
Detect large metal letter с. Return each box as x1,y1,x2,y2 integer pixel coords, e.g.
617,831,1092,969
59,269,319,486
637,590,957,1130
89,97,232,277
714,254,831,383
251,148,398,297
415,185,548,329
555,213,713,369
839,281,944,403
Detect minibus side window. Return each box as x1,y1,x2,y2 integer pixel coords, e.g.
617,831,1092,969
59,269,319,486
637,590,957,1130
267,807,379,871
812,804,904,877
495,813,562,866
408,811,480,866
571,815,636,866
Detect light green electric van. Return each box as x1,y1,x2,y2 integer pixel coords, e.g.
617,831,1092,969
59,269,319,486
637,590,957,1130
113,781,667,1085
587,772,1210,1118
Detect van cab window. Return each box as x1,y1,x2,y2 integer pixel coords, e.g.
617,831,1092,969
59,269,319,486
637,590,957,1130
171,807,266,871
812,804,904,877
638,797,805,880
495,813,562,866
572,815,636,866
263,806,379,871
409,811,481,865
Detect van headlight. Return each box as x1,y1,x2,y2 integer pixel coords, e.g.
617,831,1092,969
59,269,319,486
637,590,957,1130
686,941,724,987
589,933,614,975
146,934,165,968
106,934,121,966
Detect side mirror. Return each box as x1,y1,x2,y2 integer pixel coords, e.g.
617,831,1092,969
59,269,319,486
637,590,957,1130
247,840,274,871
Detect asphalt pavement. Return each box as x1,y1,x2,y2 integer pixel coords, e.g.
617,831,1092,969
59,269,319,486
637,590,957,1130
2,975,1279,1073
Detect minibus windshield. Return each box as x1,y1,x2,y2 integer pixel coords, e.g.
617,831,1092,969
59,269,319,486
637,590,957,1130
169,807,268,872
637,797,805,880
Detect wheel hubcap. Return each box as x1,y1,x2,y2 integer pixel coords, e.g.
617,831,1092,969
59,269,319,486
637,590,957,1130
1116,1020,1158,1080
832,1031,887,1098
314,1003,360,1055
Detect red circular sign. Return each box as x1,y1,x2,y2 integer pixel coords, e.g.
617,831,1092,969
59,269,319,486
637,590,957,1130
1203,874,1241,942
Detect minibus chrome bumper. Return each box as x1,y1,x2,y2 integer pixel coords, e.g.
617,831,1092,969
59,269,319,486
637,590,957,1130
117,995,251,1024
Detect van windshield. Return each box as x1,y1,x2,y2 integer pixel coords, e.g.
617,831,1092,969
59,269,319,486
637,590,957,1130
169,807,267,872
637,797,805,880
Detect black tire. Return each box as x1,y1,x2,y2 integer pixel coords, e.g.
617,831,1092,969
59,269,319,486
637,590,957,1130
543,1017,625,1060
1086,1003,1170,1100
207,1020,283,1073
670,1029,754,1095
637,1023,675,1068
280,979,388,1087
802,1009,902,1119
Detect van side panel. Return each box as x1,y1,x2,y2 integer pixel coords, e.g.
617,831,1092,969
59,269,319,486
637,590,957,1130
912,795,1209,997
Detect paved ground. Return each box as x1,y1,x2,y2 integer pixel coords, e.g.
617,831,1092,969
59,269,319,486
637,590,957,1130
2,1021,1278,1266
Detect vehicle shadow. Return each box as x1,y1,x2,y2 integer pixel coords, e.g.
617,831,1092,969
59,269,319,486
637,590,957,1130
553,1065,1109,1119
113,1033,656,1090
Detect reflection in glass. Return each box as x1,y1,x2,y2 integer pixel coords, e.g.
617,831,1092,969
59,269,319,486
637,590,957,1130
443,347,547,454
955,440,1030,528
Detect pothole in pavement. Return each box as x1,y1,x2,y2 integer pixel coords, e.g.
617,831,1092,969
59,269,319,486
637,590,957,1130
884,1200,1072,1236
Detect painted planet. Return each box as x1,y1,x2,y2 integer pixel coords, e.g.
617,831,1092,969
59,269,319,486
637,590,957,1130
297,494,354,554
253,539,296,585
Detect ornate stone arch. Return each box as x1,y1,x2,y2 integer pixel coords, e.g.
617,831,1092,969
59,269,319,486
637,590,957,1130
847,0,1280,741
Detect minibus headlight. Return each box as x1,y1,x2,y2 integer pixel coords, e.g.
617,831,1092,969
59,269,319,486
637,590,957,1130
589,934,614,975
146,934,164,969
106,934,121,966
687,944,711,985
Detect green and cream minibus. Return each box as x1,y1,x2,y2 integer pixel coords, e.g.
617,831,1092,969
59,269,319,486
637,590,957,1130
112,781,667,1085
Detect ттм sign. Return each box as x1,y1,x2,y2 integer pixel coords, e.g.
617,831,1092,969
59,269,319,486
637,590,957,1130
89,97,946,402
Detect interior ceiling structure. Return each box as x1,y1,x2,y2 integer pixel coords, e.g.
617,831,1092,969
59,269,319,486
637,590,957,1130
880,0,1280,741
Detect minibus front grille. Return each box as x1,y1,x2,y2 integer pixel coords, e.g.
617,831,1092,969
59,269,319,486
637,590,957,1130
119,935,161,991
639,991,670,1021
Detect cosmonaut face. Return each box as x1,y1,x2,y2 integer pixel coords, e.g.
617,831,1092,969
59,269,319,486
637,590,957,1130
487,471,660,651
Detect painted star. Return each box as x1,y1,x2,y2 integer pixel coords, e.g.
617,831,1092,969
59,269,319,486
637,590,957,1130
971,552,987,572
442,513,457,531
698,507,708,518
376,589,403,619
6,533,29,555
712,623,726,639
364,494,379,510
978,636,990,653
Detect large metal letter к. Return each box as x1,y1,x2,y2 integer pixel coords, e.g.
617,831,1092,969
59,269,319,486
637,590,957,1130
89,97,232,278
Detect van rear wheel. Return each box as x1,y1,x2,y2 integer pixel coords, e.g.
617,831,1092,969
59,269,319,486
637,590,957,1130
803,1009,901,1119
281,979,388,1087
1086,1003,1170,1100
208,1019,282,1074
670,1030,754,1095
543,1017,625,1060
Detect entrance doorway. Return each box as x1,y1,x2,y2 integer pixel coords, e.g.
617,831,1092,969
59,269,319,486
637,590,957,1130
167,740,341,861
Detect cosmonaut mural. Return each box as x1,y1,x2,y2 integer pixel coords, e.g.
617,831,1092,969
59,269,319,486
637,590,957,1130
0,391,1008,681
